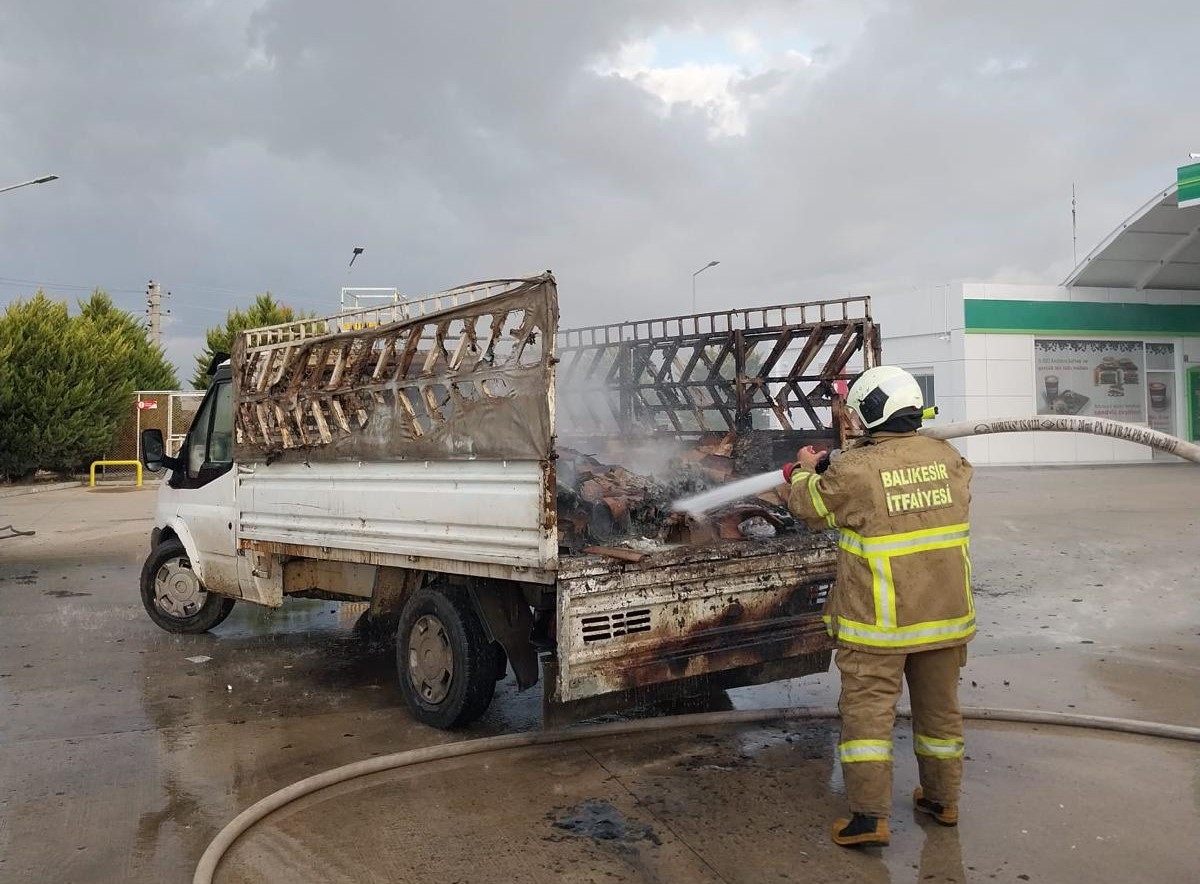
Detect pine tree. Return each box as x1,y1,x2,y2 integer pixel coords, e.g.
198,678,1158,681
0,294,134,480
77,290,179,390
192,294,307,389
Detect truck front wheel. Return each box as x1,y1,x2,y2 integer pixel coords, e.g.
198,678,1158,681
140,539,236,634
396,583,500,729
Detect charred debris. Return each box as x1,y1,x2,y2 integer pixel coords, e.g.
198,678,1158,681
555,433,798,558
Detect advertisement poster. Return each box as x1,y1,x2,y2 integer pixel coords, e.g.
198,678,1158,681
1034,339,1145,422
1146,371,1175,436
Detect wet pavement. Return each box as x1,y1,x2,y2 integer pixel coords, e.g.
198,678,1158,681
1,466,1198,883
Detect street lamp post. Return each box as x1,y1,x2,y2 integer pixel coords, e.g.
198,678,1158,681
0,174,59,196
692,260,720,314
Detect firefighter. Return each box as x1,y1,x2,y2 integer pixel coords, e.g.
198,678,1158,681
783,365,974,847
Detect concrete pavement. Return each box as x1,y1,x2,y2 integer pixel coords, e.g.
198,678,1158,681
1,468,1198,882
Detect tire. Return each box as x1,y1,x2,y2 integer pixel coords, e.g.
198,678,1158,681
395,583,500,729
140,538,236,634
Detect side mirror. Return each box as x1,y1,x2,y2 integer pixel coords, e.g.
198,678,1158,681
140,429,168,472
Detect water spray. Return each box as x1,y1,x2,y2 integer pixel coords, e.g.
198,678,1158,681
671,415,1200,516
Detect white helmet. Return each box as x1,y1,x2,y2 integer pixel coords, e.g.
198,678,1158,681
846,366,924,430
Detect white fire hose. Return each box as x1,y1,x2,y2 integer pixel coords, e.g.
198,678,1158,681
920,415,1200,463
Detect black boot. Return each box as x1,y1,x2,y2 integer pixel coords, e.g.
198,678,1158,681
913,787,959,826
831,813,891,847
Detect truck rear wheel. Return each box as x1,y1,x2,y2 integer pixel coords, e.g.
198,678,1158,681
396,583,500,729
140,539,236,634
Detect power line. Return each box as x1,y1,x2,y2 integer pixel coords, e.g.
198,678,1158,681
0,276,144,295
0,278,232,315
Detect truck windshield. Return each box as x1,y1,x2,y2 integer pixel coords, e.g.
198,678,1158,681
186,382,234,476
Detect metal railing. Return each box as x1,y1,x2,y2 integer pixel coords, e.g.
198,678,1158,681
555,296,879,437
557,296,873,350
244,278,542,352
90,460,142,487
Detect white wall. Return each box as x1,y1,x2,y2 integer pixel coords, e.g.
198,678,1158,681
871,284,969,455
870,282,964,378
871,282,963,338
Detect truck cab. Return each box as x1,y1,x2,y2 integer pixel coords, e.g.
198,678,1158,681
140,361,239,633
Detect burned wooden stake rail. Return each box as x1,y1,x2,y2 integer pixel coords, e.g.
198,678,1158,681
555,296,881,441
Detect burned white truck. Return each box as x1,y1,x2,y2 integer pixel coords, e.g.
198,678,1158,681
138,274,879,728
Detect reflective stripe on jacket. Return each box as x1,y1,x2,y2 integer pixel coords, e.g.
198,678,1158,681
787,432,975,654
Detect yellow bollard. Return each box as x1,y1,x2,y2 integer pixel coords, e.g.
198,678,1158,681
89,460,143,487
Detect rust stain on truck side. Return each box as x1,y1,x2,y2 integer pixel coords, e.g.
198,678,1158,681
553,534,836,703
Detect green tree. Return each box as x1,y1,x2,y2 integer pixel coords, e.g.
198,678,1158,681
77,290,179,390
192,294,307,389
0,294,134,480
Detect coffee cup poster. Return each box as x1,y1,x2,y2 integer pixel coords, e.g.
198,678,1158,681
1034,339,1145,421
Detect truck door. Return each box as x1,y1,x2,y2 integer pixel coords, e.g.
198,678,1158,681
169,377,239,595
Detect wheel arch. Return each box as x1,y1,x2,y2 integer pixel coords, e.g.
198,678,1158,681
155,520,206,584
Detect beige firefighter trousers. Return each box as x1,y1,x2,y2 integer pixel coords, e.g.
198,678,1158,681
835,645,967,817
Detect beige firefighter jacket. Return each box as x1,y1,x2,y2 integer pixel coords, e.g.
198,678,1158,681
787,431,975,654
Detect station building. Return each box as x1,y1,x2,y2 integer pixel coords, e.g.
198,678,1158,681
877,179,1200,464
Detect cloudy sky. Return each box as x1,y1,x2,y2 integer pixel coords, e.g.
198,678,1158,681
0,0,1195,375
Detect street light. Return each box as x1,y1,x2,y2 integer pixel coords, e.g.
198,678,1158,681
692,260,720,313
0,174,59,196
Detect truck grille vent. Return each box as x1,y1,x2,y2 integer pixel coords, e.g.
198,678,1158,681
581,609,652,643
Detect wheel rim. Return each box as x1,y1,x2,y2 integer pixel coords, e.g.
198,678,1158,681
408,614,454,704
153,556,207,619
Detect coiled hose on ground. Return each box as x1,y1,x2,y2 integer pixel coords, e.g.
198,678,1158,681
194,706,1200,883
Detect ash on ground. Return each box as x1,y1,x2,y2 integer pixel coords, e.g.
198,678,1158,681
547,800,662,846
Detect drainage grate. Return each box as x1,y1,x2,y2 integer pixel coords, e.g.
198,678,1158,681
581,609,652,643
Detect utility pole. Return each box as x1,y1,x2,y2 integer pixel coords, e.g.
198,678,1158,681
1071,183,1078,267
145,280,168,347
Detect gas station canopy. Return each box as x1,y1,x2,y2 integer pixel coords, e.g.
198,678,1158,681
1064,184,1200,291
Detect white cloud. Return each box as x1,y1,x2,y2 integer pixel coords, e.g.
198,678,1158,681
593,29,816,137
729,29,761,55
978,56,1031,77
